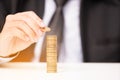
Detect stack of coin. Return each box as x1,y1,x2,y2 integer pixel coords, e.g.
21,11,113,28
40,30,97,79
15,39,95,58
46,35,57,73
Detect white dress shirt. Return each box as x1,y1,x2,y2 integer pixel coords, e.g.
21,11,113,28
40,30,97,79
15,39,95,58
34,0,83,63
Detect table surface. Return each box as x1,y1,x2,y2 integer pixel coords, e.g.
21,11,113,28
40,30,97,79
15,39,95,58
0,62,120,80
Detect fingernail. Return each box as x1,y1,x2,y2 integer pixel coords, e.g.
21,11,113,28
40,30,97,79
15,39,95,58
40,22,45,27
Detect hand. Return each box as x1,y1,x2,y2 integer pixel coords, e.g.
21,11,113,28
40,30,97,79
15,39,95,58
0,11,50,57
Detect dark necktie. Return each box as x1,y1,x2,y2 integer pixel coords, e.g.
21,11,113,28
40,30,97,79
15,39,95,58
40,0,68,62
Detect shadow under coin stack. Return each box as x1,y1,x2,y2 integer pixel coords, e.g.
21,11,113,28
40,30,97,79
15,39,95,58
46,35,57,73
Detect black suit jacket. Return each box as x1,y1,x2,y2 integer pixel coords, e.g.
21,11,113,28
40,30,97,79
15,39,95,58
0,0,120,62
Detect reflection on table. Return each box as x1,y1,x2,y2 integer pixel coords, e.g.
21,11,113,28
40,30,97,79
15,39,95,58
0,62,120,80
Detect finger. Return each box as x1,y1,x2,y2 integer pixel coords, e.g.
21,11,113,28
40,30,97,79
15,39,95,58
6,14,14,22
9,14,42,37
6,12,50,33
6,21,37,42
10,27,30,41
24,12,51,32
22,11,45,27
13,20,38,42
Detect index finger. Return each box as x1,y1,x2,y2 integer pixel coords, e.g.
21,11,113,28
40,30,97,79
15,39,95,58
23,11,45,27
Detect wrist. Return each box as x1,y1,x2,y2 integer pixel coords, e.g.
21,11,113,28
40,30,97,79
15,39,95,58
0,52,20,63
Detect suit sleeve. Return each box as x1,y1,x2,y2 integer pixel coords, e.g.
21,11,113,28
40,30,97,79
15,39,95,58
0,1,7,32
0,0,13,32
105,0,120,5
